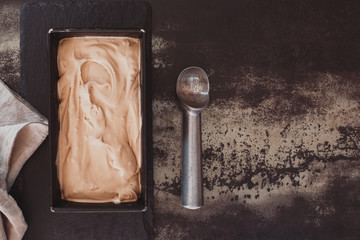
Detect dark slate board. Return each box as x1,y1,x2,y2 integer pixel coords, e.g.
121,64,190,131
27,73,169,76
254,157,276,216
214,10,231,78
20,2,152,239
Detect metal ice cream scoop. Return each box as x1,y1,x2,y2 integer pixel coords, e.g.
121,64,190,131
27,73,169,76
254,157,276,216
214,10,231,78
176,66,209,209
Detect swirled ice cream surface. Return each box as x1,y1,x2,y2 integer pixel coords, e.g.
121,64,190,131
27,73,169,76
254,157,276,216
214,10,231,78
56,37,141,203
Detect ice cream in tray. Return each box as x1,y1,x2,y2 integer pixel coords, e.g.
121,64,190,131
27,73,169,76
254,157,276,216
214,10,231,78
49,29,147,212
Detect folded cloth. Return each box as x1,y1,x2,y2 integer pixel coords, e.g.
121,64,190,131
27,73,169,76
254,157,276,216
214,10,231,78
0,80,48,240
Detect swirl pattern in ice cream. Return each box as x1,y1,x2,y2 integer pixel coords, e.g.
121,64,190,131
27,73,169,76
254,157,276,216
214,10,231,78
56,37,141,203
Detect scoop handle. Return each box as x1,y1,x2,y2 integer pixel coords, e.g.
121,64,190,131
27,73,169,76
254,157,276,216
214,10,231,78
182,110,203,209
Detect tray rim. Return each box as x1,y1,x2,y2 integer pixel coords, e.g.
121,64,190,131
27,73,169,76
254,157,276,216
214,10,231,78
48,28,148,213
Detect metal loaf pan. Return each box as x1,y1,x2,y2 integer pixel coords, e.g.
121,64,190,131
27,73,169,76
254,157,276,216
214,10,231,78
48,29,147,212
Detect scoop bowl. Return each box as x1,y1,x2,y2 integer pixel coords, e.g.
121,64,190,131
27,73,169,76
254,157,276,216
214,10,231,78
176,67,209,111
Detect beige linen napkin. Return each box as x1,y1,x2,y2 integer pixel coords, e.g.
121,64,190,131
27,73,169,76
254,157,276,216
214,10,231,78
0,80,48,240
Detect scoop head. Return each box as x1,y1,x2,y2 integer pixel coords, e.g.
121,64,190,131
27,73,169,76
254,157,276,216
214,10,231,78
176,67,209,111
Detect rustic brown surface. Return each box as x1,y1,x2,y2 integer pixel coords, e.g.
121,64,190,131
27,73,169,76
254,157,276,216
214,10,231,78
2,0,360,239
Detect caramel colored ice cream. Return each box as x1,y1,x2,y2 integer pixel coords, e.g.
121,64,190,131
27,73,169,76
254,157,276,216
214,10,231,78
56,37,141,203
